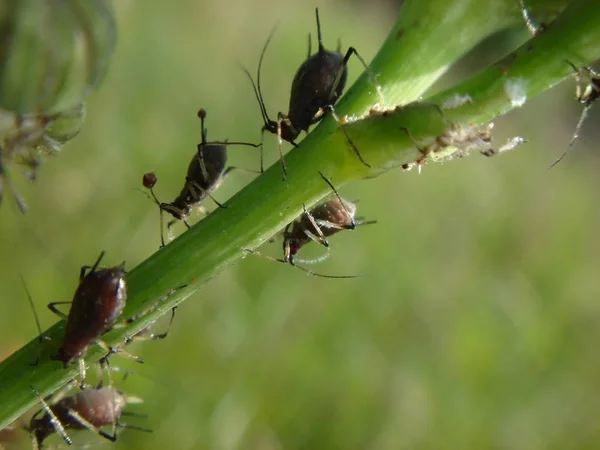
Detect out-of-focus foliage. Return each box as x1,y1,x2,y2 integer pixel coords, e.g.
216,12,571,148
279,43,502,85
1,0,600,449
0,0,115,212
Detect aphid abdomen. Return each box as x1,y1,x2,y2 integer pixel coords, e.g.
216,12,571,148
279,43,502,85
59,267,127,365
62,388,127,428
288,51,347,131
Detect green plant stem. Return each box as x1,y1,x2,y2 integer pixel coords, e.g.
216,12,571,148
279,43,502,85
1,0,599,431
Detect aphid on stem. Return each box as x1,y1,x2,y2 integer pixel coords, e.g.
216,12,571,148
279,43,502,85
243,8,383,179
549,61,600,168
27,381,150,449
31,252,183,388
244,171,376,278
517,0,598,167
142,108,260,246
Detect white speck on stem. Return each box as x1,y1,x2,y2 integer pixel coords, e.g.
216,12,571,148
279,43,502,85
504,77,528,107
441,94,473,109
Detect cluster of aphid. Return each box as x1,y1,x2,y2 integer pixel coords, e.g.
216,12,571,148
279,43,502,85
3,4,600,448
11,250,182,449
1,9,384,449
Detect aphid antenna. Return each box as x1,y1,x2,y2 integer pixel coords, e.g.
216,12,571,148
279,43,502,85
242,248,359,279
315,7,325,53
141,172,169,247
240,26,279,130
20,275,50,366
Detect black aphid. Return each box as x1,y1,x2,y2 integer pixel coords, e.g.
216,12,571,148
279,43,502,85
243,8,382,178
143,108,260,246
27,383,149,449
244,171,376,277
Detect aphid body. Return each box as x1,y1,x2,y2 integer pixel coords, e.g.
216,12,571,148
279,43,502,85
245,8,380,176
28,386,144,449
244,172,375,278
51,255,126,367
284,197,357,264
144,109,259,245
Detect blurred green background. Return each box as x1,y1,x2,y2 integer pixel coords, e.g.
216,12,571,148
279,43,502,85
2,0,600,448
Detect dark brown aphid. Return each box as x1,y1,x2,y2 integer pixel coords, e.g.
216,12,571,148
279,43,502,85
143,109,260,246
243,8,382,178
244,171,376,277
27,384,149,449
46,251,140,387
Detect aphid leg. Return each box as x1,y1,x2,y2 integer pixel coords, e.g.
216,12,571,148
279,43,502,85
323,105,371,168
79,251,106,280
21,275,50,366
242,248,356,279
209,140,263,173
78,359,87,389
47,301,71,320
31,387,73,447
307,32,312,58
98,339,144,365
221,166,262,179
197,149,210,182
140,179,168,246
276,114,290,180
186,176,227,209
301,203,330,248
318,171,356,229
339,46,384,105
122,308,178,344
242,248,288,265
517,0,542,35
293,247,332,265
115,422,153,434
66,408,119,442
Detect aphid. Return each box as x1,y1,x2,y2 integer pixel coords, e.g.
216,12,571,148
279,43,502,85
517,0,597,167
143,109,260,246
548,62,600,168
243,8,382,178
27,383,150,449
244,171,376,278
45,251,140,388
